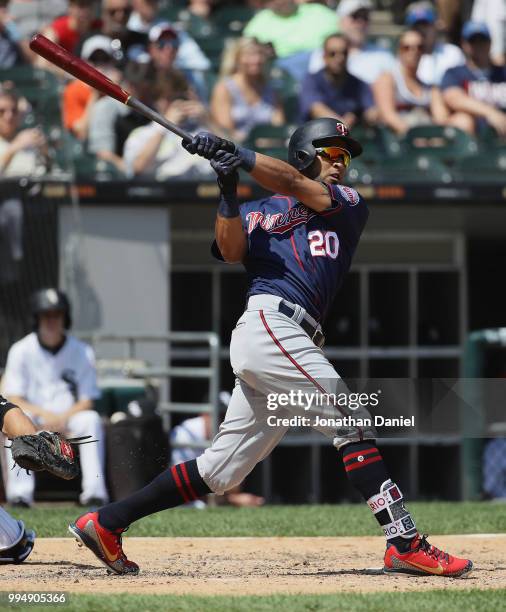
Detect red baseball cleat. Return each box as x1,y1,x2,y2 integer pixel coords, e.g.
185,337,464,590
384,533,473,577
69,511,139,575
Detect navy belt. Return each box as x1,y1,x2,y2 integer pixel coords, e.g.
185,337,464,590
278,302,325,348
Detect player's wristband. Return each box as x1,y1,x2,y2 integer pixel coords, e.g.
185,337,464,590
218,192,239,218
236,146,256,173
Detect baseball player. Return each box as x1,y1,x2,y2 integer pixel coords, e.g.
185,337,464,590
2,288,108,507
69,118,472,578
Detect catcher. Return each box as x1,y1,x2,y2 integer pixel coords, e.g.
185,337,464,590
1,394,84,563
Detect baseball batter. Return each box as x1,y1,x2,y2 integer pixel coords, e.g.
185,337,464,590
70,118,473,578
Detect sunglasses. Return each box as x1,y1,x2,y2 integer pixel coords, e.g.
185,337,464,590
157,38,179,49
106,7,131,16
325,49,348,58
316,147,351,168
400,43,424,51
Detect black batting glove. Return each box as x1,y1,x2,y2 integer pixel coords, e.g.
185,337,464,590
182,132,237,159
211,150,241,195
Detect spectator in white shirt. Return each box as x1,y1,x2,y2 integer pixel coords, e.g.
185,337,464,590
405,2,465,86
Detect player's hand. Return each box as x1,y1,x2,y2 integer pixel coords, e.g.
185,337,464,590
182,131,236,159
211,150,241,194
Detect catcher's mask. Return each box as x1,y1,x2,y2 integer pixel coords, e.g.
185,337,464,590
288,118,362,178
30,288,72,330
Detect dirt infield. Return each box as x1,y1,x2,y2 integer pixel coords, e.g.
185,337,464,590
1,535,505,595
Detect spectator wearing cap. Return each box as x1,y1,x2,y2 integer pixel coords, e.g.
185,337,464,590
244,0,338,80
0,88,47,176
210,37,285,143
405,2,465,87
471,0,505,66
62,36,121,141
148,22,207,100
87,60,157,172
441,22,506,135
40,0,101,55
300,33,377,126
373,29,449,135
308,0,396,85
123,72,216,180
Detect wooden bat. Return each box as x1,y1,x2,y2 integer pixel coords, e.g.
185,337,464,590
29,33,193,142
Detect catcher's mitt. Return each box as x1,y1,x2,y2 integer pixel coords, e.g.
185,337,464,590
8,431,95,480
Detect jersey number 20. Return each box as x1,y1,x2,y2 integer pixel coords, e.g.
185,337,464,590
308,230,340,259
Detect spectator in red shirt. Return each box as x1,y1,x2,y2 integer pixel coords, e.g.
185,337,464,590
41,0,101,54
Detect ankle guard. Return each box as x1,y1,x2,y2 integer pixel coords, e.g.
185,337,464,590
367,480,417,540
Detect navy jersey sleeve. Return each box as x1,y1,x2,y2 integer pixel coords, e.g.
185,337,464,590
321,183,369,242
441,66,467,90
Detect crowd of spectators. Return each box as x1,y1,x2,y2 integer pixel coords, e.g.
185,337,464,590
0,0,504,181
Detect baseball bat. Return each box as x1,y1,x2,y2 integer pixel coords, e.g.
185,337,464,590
29,34,193,142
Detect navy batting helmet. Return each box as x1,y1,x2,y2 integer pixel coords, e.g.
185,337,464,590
30,288,72,329
288,118,362,177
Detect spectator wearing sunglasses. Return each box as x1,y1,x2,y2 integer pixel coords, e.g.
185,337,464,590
300,33,377,126
373,29,449,136
147,22,207,100
308,0,395,85
76,0,146,61
441,22,506,136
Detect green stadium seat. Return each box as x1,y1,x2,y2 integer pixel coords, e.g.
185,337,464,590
350,124,402,162
268,66,301,123
246,123,295,153
346,158,374,185
451,151,506,183
374,155,454,184
477,126,506,153
193,35,227,71
403,125,478,162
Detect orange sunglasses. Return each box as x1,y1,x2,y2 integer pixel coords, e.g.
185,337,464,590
316,146,351,168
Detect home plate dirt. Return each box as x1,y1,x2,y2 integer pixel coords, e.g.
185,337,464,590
1,535,505,596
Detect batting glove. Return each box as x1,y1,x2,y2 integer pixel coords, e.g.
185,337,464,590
182,132,236,159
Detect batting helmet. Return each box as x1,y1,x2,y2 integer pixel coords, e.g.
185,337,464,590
288,118,363,177
30,288,72,329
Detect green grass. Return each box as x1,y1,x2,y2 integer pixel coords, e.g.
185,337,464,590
9,502,506,538
3,590,506,612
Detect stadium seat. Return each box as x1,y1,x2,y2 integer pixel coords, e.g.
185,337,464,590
451,151,506,183
374,155,453,184
350,124,402,162
246,123,296,160
478,126,506,153
403,125,479,162
268,66,301,123
346,158,374,185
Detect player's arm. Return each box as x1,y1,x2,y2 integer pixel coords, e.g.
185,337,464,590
0,396,37,437
211,151,247,263
182,134,332,213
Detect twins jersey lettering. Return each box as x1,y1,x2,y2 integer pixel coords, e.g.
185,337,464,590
213,183,368,322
